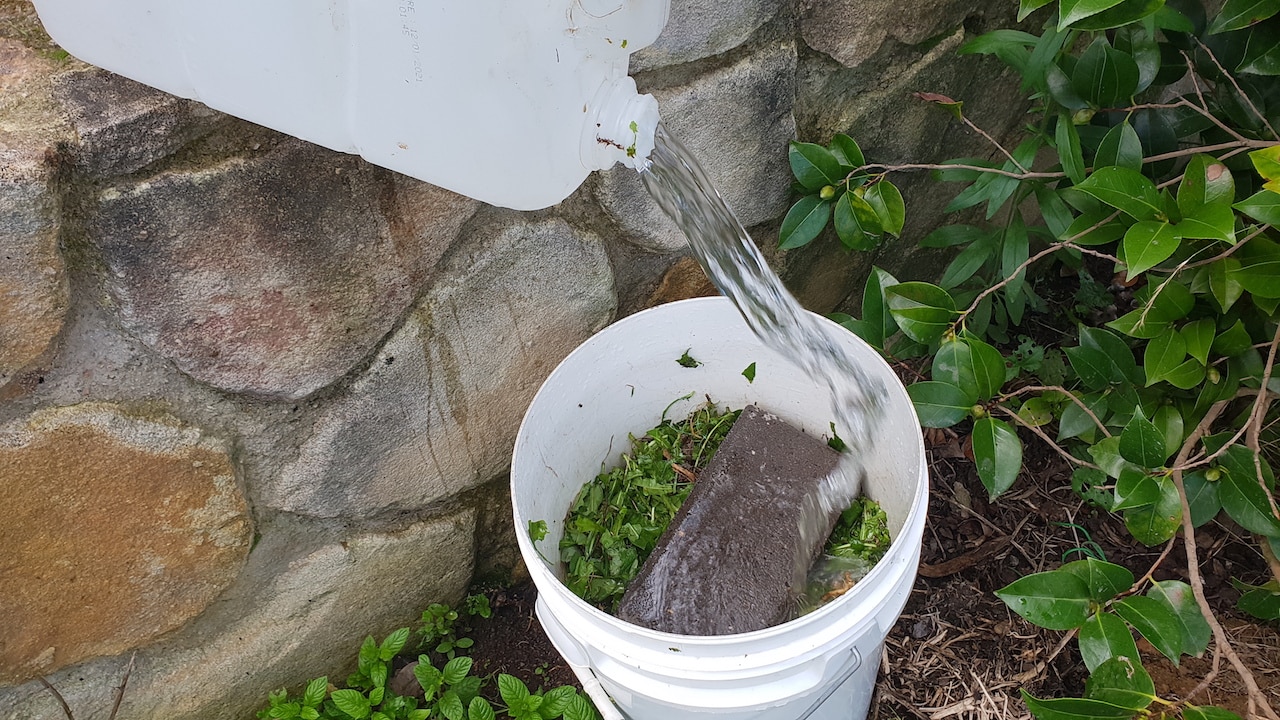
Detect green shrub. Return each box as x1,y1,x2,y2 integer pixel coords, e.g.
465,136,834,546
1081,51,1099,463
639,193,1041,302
785,0,1280,716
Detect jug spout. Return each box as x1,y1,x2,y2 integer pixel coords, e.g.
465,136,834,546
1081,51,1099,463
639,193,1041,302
583,77,660,173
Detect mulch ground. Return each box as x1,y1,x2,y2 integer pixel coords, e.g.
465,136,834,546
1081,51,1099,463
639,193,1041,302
464,434,1280,719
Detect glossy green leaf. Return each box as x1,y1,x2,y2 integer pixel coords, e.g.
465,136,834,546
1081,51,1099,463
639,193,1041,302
1061,558,1135,602
1091,437,1142,480
996,570,1093,630
1251,145,1280,182
1084,656,1156,711
380,628,410,660
1083,327,1143,385
789,142,844,190
829,133,865,168
564,695,597,720
497,675,529,706
1048,62,1092,110
539,687,576,718
1105,283,1190,342
1057,116,1087,184
1120,412,1169,467
1144,331,1187,386
1021,691,1135,720
1072,334,1127,389
940,235,996,290
1002,219,1030,302
438,692,464,720
1178,155,1236,216
1141,279,1196,323
1234,189,1280,225
985,138,1042,219
469,698,497,720
1155,4,1196,31
1072,39,1141,107
1072,0,1166,29
442,657,472,685
1079,611,1141,672
933,340,980,404
1123,221,1179,277
959,29,1038,62
1114,468,1162,510
907,381,973,428
972,417,1023,498
1019,396,1055,426
1124,475,1183,546
1167,356,1203,389
1176,203,1236,243
1114,24,1161,91
1107,309,1170,339
1207,0,1280,34
415,663,443,697
862,267,899,348
885,282,956,344
1038,187,1077,241
1059,393,1107,440
1209,258,1245,312
1148,580,1212,657
370,663,388,690
1113,595,1184,662
1095,122,1143,171
945,168,1002,214
1219,442,1277,491
1178,320,1214,367
1183,470,1222,527
304,677,328,708
1219,460,1280,535
966,333,1007,401
865,182,905,237
834,190,882,251
1212,319,1252,356
1235,581,1280,619
1184,706,1247,720
1063,211,1126,245
833,314,877,347
1067,345,1118,390
1076,166,1164,221
779,196,832,250
331,690,372,720
1059,0,1129,28
1235,234,1280,297
1153,405,1184,458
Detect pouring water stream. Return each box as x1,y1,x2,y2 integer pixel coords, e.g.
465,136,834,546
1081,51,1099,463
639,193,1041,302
638,123,889,566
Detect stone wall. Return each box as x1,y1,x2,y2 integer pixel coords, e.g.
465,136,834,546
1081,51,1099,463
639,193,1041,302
0,0,1018,717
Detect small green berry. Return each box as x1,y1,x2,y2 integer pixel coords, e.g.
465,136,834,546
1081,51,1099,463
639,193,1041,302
819,185,836,200
1207,367,1221,384
1205,468,1221,482
970,405,987,419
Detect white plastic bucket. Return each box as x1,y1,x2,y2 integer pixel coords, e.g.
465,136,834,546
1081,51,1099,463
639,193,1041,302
511,297,927,720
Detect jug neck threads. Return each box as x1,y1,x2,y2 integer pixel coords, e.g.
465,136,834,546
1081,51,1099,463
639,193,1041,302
583,77,659,172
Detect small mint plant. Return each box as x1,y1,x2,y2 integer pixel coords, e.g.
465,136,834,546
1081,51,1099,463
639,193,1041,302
259,629,601,720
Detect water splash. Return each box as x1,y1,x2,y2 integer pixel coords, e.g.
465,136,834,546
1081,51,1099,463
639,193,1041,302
639,123,888,561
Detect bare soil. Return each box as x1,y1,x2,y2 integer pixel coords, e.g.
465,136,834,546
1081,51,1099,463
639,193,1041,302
466,436,1280,719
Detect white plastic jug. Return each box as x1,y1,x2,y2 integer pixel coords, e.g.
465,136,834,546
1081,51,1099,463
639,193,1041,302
30,0,668,210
